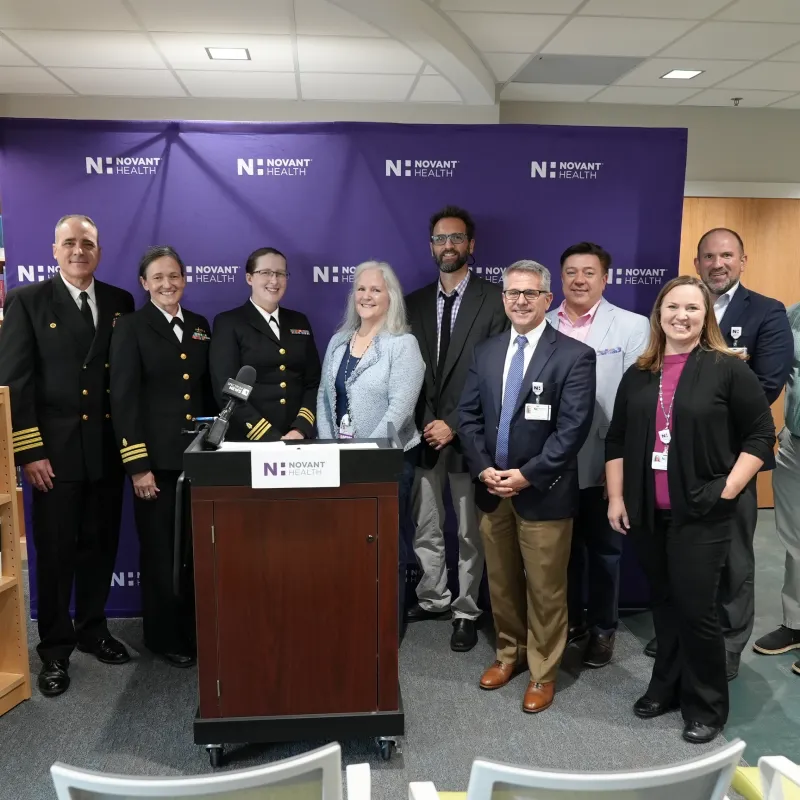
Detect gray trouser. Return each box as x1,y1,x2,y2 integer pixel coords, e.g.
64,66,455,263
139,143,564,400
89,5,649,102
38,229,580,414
773,427,800,629
718,476,758,654
411,447,483,620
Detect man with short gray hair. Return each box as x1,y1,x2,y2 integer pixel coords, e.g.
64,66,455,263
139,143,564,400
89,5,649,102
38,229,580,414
459,260,596,712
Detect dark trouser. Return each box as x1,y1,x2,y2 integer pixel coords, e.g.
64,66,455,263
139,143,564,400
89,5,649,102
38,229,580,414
567,486,623,634
132,470,194,655
718,478,758,654
32,476,124,662
631,509,733,727
398,446,419,631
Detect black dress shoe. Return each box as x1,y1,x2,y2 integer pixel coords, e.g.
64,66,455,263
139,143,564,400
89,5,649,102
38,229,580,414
77,636,131,664
726,651,740,681
583,632,615,668
404,603,452,622
567,624,589,644
38,659,70,697
644,636,657,658
450,619,478,652
683,720,723,744
162,652,196,668
633,695,679,719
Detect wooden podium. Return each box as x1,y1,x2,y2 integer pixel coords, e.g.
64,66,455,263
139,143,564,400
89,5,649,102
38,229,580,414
183,435,405,766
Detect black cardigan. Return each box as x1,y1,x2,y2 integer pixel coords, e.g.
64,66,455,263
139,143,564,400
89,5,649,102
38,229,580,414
605,347,775,526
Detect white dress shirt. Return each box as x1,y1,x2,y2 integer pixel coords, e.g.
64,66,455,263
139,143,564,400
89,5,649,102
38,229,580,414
59,272,98,327
250,299,280,336
501,318,547,400
153,301,185,342
713,281,740,324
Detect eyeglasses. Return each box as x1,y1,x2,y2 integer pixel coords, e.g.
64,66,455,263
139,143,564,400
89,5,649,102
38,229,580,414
430,232,469,246
252,269,289,280
502,289,549,301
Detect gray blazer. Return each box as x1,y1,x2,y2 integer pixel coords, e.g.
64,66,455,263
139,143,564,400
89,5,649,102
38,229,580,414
547,297,650,488
316,329,425,451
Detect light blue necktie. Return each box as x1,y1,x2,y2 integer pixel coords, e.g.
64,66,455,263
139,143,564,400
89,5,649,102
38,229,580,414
495,335,528,470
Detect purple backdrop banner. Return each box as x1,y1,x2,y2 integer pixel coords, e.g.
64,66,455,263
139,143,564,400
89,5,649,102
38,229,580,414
0,118,687,617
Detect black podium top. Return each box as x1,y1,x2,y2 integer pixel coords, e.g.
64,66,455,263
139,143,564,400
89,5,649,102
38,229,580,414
182,433,405,486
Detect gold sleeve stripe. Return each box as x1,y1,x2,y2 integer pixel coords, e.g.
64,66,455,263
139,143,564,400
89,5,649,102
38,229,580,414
122,450,149,464
247,419,272,441
13,426,41,440
14,438,44,454
13,432,43,446
297,408,315,424
120,442,147,455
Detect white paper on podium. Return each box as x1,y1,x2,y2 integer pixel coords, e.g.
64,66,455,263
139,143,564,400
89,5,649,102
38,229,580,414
218,440,286,452
251,443,340,488
335,441,379,449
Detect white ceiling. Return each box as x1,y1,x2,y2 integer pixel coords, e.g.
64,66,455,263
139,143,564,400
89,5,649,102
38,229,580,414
2,0,800,107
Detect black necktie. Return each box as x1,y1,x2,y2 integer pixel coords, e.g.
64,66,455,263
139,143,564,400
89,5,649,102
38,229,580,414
436,291,457,388
79,291,95,334
269,316,280,339
171,317,183,339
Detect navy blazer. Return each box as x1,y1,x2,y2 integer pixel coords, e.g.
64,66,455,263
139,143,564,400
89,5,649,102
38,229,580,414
458,322,596,521
718,283,793,406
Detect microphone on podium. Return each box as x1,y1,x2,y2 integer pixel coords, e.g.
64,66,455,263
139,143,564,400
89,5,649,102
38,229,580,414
204,365,256,450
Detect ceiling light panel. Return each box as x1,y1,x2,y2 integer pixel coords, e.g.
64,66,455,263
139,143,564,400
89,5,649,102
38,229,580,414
616,58,751,87
154,34,293,71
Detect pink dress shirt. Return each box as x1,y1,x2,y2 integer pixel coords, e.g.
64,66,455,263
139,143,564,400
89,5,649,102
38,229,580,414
556,299,602,343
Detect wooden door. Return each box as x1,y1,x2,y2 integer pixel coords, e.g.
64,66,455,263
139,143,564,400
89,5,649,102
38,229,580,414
214,497,379,718
679,197,800,507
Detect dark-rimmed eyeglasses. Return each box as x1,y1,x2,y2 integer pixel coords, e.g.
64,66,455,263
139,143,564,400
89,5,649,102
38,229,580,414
430,232,469,246
252,269,289,280
502,289,549,301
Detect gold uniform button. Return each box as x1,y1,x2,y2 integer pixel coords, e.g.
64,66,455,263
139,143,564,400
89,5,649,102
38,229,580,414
180,353,187,360
105,363,109,369
105,413,111,419
280,399,286,405
184,394,190,400
279,348,286,355
183,373,190,380
82,414,89,421
185,414,193,421
280,382,286,389
82,389,88,396
50,323,57,329
279,364,286,371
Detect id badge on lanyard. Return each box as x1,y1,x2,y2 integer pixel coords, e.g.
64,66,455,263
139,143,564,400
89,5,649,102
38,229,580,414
338,412,355,440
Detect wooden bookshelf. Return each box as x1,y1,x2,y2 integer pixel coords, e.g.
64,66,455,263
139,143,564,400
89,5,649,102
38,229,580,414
0,386,31,716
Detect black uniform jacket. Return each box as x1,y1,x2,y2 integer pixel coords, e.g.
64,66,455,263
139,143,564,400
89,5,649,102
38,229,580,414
109,301,216,475
0,275,135,482
210,301,321,441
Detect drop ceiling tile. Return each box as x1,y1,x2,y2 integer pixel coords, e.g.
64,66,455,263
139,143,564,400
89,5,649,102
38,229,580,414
501,82,604,101
516,54,642,85
52,67,186,96
716,61,800,91
543,17,695,57
616,58,753,88
484,52,530,82
409,75,461,102
0,36,34,66
446,12,565,53
770,42,800,62
4,31,163,69
580,0,729,18
0,65,72,93
294,0,387,37
128,0,291,34
297,37,422,73
178,70,297,98
0,0,138,30
589,85,701,104
153,33,294,71
661,22,800,60
441,0,581,11
717,0,800,23
682,88,794,106
423,65,439,75
300,72,415,101
768,93,800,108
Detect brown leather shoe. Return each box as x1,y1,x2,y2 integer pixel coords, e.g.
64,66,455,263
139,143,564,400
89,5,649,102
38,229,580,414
479,660,522,690
522,681,555,713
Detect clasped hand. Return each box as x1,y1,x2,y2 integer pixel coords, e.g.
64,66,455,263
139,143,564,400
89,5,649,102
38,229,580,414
481,467,530,496
424,420,454,450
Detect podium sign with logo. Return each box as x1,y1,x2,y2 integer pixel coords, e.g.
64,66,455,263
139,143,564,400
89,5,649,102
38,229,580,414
250,444,341,489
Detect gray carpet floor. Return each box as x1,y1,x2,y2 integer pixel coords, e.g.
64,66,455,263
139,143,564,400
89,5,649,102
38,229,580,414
0,599,741,800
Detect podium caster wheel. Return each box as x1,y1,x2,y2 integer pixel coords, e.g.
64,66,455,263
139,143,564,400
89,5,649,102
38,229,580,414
206,745,224,768
377,739,396,762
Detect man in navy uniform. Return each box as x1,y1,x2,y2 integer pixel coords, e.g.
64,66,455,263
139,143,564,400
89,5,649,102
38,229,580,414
0,215,135,696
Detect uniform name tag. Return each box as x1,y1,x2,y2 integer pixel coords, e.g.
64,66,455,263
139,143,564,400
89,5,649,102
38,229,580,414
290,328,310,335
651,451,668,470
525,403,551,421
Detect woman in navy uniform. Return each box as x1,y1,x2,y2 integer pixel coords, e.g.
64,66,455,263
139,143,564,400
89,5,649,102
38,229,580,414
109,245,215,667
210,247,321,441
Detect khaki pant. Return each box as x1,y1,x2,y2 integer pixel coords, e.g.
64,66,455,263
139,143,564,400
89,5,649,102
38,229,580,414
480,499,572,683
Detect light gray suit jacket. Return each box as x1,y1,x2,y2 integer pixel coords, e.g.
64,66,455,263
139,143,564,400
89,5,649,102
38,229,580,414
316,329,425,451
546,297,650,488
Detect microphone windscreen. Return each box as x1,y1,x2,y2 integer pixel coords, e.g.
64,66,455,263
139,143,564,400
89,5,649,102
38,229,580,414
236,365,256,386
